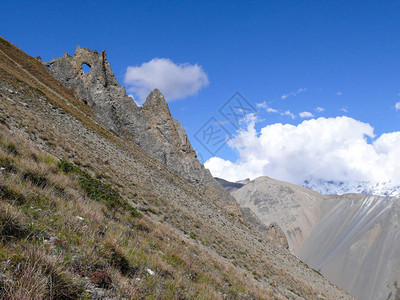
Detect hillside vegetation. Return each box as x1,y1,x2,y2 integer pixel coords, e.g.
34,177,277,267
0,127,271,298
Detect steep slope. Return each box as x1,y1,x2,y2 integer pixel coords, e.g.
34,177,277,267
298,194,400,300
226,174,400,300
0,37,352,299
231,176,325,254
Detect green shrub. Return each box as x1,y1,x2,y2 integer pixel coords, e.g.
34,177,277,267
57,159,142,218
57,159,79,174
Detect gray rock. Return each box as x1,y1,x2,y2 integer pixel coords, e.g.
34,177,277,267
267,222,289,249
46,46,237,210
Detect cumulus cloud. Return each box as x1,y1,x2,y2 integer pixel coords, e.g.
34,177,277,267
124,58,209,103
395,101,400,111
299,111,314,118
281,88,306,100
315,107,325,112
204,116,400,186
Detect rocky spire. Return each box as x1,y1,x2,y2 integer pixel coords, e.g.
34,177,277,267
46,47,240,212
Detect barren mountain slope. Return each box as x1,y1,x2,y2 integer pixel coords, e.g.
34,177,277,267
0,37,351,299
232,176,325,254
299,194,400,300
227,174,400,300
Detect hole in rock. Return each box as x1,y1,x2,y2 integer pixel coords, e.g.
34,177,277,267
82,63,91,74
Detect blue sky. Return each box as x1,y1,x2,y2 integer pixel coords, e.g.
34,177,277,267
2,0,400,183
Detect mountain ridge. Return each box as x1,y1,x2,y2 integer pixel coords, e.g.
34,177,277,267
0,37,352,299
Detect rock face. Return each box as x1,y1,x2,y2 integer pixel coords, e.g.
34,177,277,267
46,46,235,208
267,223,289,249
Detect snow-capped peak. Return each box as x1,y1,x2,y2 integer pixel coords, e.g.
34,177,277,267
302,178,400,198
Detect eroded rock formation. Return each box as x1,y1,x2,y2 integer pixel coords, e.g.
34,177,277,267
46,46,236,210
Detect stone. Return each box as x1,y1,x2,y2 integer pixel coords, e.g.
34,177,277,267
267,222,289,249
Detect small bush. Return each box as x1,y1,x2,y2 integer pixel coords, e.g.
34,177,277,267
57,159,78,174
78,174,121,208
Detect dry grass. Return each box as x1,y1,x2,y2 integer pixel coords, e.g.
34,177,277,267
0,125,277,299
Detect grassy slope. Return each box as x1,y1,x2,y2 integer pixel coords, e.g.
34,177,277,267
0,127,270,299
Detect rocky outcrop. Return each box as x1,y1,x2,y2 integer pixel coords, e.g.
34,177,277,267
46,46,237,210
267,222,289,249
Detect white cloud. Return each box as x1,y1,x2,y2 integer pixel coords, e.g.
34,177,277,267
337,91,342,96
315,107,325,112
256,101,268,108
267,108,279,113
204,116,400,186
281,110,295,119
256,101,279,113
299,111,314,118
281,88,306,99
395,101,400,111
341,107,348,113
124,58,209,103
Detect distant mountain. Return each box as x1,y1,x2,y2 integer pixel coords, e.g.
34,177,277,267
221,175,400,300
303,178,400,198
215,177,248,193
231,176,324,254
